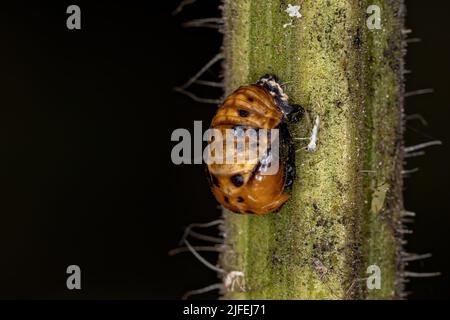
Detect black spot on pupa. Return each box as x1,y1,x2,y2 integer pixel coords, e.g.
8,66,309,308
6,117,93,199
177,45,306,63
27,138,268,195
237,197,245,203
247,97,254,102
231,174,244,187
238,109,250,117
246,210,255,214
224,196,230,203
211,175,219,187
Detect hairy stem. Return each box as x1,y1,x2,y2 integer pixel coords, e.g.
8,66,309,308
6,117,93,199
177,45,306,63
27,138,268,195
219,0,406,299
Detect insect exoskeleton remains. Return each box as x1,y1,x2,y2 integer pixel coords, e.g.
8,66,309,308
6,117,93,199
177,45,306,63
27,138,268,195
206,75,303,215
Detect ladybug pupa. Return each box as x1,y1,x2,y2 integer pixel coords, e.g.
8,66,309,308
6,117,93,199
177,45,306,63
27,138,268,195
206,75,303,215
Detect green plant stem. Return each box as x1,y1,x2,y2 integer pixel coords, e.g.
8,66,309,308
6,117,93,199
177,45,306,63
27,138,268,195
220,0,406,299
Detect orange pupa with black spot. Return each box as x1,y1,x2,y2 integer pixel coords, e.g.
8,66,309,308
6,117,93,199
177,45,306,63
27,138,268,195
206,75,303,215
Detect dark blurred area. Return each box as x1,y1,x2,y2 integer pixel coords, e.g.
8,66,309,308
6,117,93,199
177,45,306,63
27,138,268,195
402,1,450,300
0,1,447,299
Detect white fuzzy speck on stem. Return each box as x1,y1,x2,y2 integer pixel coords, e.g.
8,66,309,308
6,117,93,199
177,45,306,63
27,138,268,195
283,21,293,28
286,4,302,19
224,271,245,292
307,116,320,152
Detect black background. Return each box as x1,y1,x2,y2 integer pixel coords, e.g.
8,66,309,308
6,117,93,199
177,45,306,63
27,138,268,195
0,1,448,299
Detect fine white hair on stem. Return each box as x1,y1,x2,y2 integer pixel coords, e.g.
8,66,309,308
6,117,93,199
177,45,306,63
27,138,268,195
174,53,224,104
182,283,223,300
402,168,419,175
404,151,425,158
402,253,432,262
404,140,442,153
180,219,224,245
187,231,224,244
184,239,225,274
405,114,428,126
178,53,224,90
401,217,415,224
404,88,434,98
405,37,421,44
398,228,413,234
401,211,416,217
194,80,224,88
172,0,197,16
183,17,224,29
402,28,412,35
403,271,441,278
